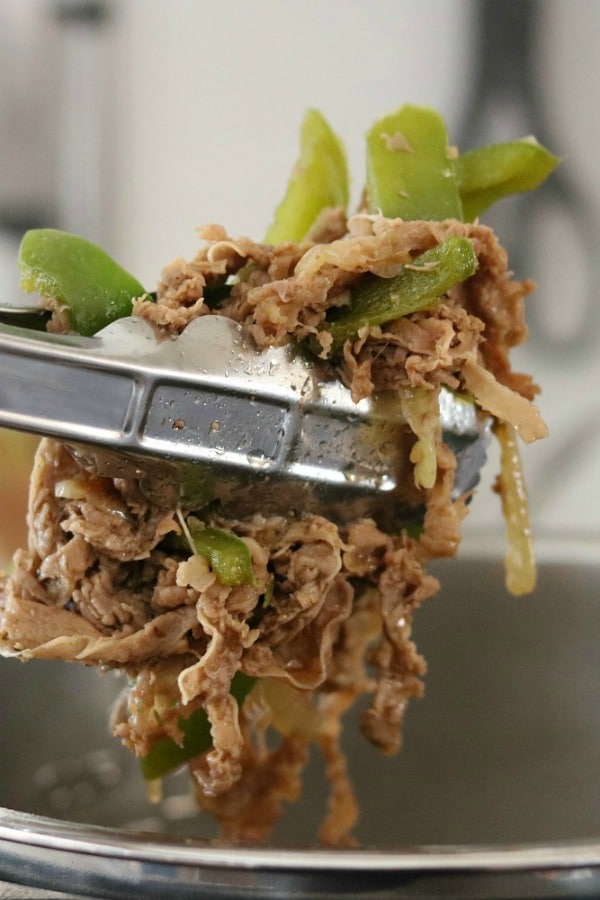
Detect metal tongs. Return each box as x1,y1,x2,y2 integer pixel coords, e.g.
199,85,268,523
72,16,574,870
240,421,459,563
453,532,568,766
0,311,489,530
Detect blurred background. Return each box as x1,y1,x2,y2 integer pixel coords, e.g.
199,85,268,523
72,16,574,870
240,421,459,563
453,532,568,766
1,0,599,564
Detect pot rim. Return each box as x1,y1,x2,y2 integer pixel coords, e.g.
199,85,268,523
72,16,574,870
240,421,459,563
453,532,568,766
1,806,599,874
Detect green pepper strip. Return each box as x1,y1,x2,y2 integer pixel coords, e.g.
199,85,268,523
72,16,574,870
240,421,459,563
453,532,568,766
18,229,146,337
188,524,255,587
365,104,463,222
139,526,256,780
319,236,477,354
140,671,256,781
455,138,560,222
264,108,349,245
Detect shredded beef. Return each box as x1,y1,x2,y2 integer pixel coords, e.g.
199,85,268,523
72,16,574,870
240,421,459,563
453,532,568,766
0,210,546,845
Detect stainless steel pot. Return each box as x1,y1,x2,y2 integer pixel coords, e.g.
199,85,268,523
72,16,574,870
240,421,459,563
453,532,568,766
1,536,599,898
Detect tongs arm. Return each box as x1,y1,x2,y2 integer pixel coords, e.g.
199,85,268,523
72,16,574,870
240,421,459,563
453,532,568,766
0,316,489,528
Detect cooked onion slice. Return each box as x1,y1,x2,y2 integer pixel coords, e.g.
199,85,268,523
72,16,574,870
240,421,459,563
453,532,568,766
462,358,547,444
399,386,440,490
493,421,537,595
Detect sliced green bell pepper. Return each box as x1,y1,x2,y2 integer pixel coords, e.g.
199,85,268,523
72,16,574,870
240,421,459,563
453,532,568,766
264,108,349,244
365,104,463,221
320,235,477,354
140,671,256,780
188,524,255,587
18,229,146,336
455,138,560,222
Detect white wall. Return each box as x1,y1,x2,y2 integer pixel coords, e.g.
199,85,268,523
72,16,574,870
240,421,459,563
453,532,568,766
107,0,474,280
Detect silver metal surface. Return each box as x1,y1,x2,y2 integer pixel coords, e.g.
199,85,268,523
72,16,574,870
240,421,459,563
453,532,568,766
1,537,599,898
0,315,488,528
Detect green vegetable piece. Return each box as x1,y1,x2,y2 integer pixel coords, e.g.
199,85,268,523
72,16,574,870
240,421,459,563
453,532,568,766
321,236,477,354
140,672,255,780
264,108,349,244
189,524,255,586
18,229,146,336
455,137,560,221
365,104,463,221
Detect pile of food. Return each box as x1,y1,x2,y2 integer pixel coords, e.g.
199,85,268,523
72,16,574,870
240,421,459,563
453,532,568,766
0,106,556,844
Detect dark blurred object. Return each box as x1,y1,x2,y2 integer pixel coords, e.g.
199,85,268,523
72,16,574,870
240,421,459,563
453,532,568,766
54,0,110,25
457,0,600,360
